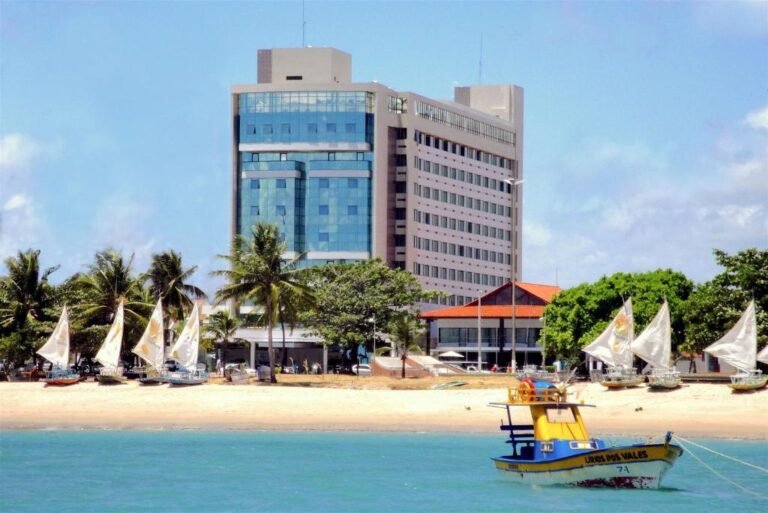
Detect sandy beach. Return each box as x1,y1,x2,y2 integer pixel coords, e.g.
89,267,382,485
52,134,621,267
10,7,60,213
1,378,766,439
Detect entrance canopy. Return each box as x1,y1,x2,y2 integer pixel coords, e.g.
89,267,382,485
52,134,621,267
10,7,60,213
439,351,463,358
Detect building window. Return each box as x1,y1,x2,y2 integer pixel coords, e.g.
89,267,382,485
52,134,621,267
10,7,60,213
319,205,329,215
345,123,356,133
250,180,260,189
308,123,318,133
264,124,273,134
348,178,358,188
319,178,329,188
347,205,358,215
319,232,329,241
281,123,291,134
276,205,286,216
326,123,336,133
247,124,255,134
276,179,286,189
250,206,260,215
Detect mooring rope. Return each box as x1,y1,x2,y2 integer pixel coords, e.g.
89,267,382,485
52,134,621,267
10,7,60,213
673,437,767,501
674,435,768,474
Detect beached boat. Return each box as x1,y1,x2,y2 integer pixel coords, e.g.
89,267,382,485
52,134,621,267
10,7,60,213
632,301,681,389
36,306,80,386
583,299,643,388
704,301,767,391
166,304,208,386
95,301,126,384
489,379,683,488
132,299,167,385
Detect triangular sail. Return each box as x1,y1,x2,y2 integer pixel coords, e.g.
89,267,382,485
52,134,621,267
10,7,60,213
583,298,634,368
36,306,70,368
704,301,757,373
168,304,200,371
132,299,165,370
95,301,124,370
632,300,671,370
758,344,768,366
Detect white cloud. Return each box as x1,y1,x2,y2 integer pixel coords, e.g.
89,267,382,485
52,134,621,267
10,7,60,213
524,107,768,288
745,105,768,131
89,195,157,271
3,194,29,211
0,133,43,169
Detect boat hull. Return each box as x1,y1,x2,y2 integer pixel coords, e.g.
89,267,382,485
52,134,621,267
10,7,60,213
96,374,126,385
728,377,768,391
647,373,681,390
43,377,80,386
166,370,208,386
493,444,682,489
600,377,644,389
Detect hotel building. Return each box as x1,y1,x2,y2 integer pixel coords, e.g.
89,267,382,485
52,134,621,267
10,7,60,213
231,47,524,308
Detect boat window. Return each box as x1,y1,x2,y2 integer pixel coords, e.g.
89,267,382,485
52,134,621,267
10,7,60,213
569,441,597,450
541,442,554,453
545,407,577,424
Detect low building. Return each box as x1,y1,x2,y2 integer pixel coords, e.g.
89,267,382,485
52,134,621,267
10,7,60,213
420,281,560,370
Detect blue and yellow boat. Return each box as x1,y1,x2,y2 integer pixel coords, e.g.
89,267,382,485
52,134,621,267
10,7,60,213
490,379,683,488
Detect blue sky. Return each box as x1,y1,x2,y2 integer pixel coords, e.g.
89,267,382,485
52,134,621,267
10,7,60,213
1,1,766,295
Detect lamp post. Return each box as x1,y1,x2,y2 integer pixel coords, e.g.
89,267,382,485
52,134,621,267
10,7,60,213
503,178,524,373
369,315,376,360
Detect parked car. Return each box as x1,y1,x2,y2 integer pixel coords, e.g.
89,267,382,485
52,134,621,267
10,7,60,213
351,364,372,376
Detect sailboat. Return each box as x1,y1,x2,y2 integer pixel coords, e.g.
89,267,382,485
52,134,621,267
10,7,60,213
758,344,768,366
704,300,767,391
632,300,681,389
166,304,208,386
95,301,126,384
583,298,643,388
36,306,80,386
133,299,167,385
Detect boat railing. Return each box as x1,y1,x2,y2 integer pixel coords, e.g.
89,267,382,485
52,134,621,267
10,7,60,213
507,384,565,404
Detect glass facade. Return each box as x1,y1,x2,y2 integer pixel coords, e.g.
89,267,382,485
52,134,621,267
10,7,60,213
236,91,375,261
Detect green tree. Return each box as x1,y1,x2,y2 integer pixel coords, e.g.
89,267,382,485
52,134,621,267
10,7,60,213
213,223,313,383
303,259,436,368
0,249,59,364
204,310,242,363
382,312,425,378
76,249,150,363
143,250,206,321
684,248,768,353
542,269,693,361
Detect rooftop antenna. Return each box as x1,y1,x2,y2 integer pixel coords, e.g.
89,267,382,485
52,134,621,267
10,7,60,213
478,33,483,84
302,0,306,47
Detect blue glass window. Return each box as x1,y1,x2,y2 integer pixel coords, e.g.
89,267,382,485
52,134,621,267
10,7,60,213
264,124,273,134
250,180,259,189
347,205,358,215
276,179,286,189
281,123,291,134
319,178,329,188
247,124,255,134
276,205,286,216
319,205,329,215
345,123,355,133
319,232,329,241
308,123,317,133
250,206,260,215
326,123,336,133
348,178,358,188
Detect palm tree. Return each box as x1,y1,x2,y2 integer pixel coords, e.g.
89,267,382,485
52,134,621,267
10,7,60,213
213,223,314,383
205,310,242,365
77,249,147,323
0,249,59,363
143,250,206,322
384,312,426,378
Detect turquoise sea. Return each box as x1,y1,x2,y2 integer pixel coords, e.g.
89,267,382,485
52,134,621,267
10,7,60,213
0,431,765,513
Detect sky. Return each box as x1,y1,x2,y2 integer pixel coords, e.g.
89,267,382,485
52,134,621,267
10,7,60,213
1,0,766,296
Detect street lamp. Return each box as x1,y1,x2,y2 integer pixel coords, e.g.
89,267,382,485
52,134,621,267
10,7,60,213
503,178,524,373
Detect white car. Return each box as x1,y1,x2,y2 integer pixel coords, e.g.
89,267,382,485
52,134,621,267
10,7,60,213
351,364,372,376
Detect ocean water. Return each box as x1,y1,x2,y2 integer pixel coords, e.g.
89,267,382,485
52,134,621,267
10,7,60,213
0,431,765,513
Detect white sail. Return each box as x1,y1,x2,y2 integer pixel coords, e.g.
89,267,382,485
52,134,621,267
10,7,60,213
95,301,124,370
168,304,200,371
132,299,165,369
36,306,70,368
583,298,634,368
704,301,757,373
632,300,672,370
758,344,768,366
